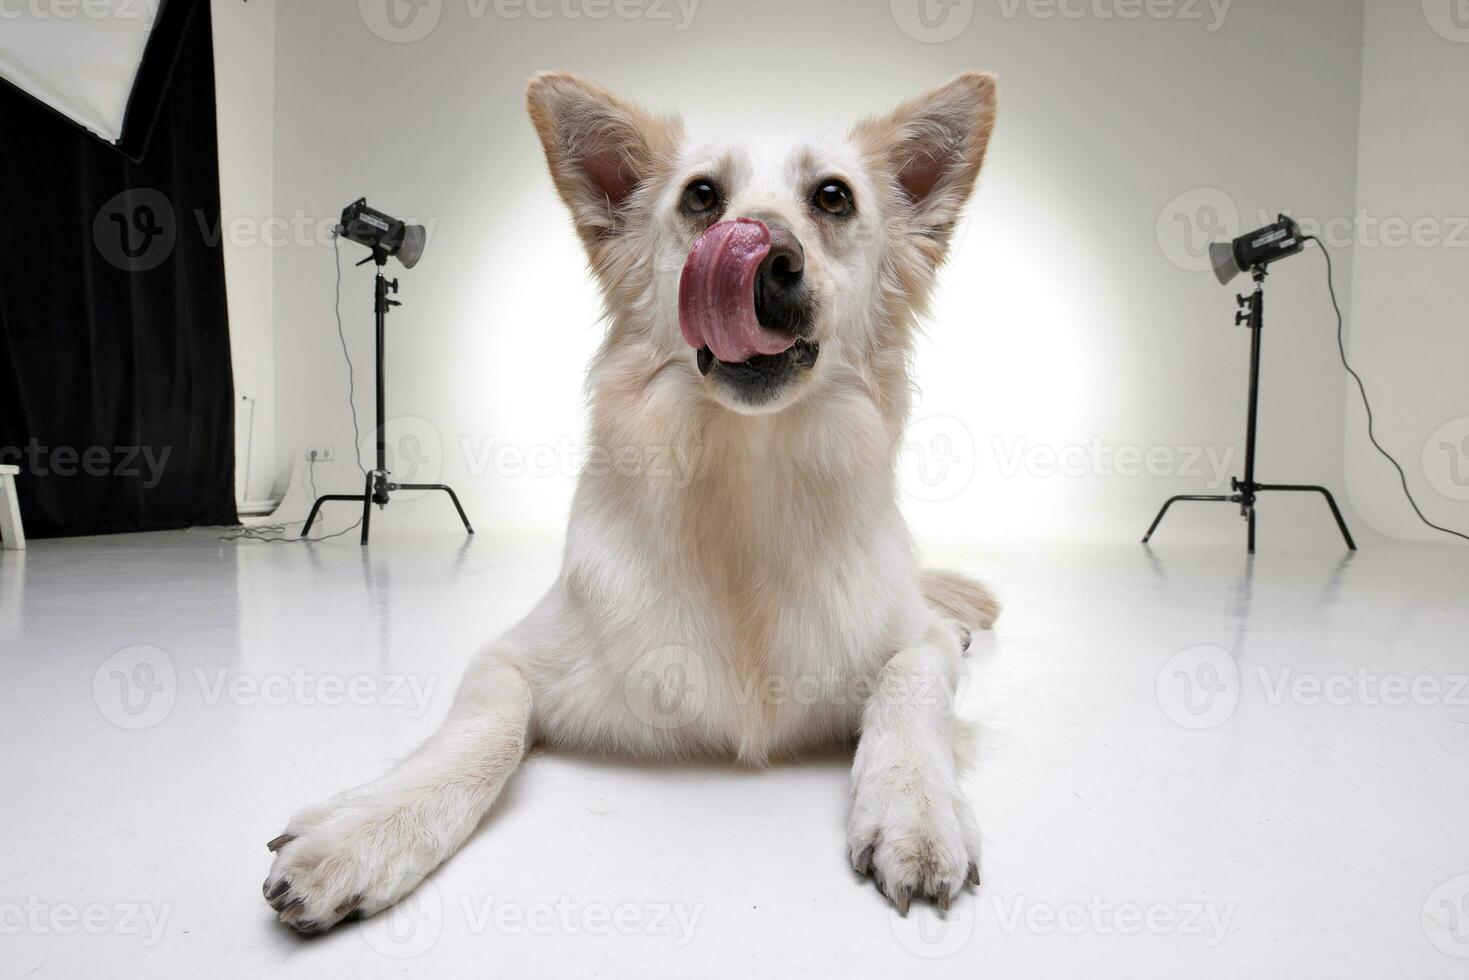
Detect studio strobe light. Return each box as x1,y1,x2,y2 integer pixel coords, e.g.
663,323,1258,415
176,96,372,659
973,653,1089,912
1209,214,1306,285
301,199,472,545
336,198,427,268
1143,215,1356,553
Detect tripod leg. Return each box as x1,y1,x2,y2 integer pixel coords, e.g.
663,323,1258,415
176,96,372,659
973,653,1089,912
1143,496,1184,543
398,484,475,535
302,497,326,537
300,495,366,539
1258,484,1358,551
1316,488,1358,551
360,473,374,546
1247,505,1256,555
1142,495,1233,544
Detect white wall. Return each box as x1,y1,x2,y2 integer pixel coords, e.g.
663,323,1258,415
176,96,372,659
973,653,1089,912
1346,0,1469,545
253,0,1368,547
211,0,276,506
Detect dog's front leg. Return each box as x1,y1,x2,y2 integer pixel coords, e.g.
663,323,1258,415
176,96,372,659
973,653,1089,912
262,649,532,933
848,620,980,913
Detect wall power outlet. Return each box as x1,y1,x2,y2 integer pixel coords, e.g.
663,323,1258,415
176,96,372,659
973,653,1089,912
306,446,334,462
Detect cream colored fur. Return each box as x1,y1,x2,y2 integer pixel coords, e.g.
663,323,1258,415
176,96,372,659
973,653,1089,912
263,71,1000,932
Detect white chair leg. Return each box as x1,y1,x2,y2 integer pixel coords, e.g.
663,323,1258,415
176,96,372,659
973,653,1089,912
0,474,25,550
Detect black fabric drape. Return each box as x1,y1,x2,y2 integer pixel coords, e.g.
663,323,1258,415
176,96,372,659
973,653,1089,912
0,0,237,538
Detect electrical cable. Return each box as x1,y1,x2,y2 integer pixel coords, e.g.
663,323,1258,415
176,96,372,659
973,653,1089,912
219,234,366,543
1306,235,1469,544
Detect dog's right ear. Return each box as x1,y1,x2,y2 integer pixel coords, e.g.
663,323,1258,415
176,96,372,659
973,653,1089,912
850,72,997,261
526,73,683,254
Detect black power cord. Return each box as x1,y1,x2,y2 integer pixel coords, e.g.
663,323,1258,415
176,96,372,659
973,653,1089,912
220,234,365,544
1307,235,1469,544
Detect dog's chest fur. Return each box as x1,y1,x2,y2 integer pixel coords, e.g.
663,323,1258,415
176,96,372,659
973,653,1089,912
528,390,926,765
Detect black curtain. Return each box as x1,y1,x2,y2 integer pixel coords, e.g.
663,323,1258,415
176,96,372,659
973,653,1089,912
0,0,238,538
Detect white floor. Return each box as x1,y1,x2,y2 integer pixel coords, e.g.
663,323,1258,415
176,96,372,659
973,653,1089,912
2,529,1467,978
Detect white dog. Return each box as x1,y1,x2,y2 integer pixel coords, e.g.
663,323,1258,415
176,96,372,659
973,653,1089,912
264,71,1000,933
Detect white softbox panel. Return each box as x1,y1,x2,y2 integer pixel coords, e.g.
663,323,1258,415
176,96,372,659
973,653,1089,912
0,0,163,144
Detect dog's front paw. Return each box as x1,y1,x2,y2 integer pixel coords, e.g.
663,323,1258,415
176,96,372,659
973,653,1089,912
262,790,440,935
847,747,980,913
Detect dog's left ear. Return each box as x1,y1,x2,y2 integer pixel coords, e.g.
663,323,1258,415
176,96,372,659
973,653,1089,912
526,73,683,257
851,72,998,255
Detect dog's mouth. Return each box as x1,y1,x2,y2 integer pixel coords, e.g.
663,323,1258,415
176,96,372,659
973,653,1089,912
680,218,818,407
695,339,820,406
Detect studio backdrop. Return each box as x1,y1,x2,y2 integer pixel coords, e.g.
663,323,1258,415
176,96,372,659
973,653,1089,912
0,0,237,538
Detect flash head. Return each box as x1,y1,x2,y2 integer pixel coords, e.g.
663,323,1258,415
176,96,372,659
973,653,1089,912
1210,214,1305,285
336,198,426,268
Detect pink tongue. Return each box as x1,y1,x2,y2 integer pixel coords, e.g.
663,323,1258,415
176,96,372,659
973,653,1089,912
678,218,798,363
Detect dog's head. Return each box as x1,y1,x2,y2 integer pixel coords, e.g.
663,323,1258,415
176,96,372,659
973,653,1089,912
527,72,996,417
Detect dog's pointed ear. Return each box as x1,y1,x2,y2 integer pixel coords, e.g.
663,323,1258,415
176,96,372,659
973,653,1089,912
526,73,683,249
851,72,997,252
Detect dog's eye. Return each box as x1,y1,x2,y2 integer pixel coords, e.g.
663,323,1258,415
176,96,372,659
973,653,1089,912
681,179,721,216
813,180,854,217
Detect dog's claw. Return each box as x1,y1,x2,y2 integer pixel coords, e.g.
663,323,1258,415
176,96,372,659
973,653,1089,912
854,844,874,876
894,886,912,916
334,894,364,917
266,878,291,902
936,889,952,912
966,862,980,887
266,834,296,852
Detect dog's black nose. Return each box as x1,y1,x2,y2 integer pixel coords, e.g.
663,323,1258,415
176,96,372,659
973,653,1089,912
754,224,812,336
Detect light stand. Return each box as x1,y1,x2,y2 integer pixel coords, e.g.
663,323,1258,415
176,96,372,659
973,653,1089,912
1141,266,1356,554
301,248,474,545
